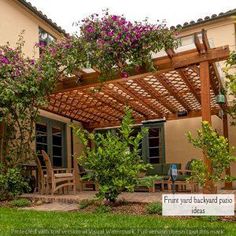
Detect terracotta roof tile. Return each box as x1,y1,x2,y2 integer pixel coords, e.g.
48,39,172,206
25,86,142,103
172,8,236,29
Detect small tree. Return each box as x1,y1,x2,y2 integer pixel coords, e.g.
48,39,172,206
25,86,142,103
73,108,151,203
225,51,236,124
187,121,236,186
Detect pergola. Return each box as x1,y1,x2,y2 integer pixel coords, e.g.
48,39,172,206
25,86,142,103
46,30,231,192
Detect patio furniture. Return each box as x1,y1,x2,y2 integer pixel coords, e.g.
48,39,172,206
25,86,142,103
147,163,182,191
35,156,47,194
166,160,199,193
41,150,76,195
73,157,98,191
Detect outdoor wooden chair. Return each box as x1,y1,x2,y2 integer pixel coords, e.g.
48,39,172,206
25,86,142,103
35,155,47,194
41,150,76,195
73,157,98,191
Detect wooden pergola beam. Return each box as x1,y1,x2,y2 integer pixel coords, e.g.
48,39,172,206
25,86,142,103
157,74,191,111
81,90,125,120
115,83,163,117
166,48,201,106
177,69,201,104
135,78,176,113
101,87,148,119
194,32,205,54
87,108,220,129
49,98,112,123
53,45,229,94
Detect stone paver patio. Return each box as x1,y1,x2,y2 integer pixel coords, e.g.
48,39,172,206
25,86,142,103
22,190,236,204
20,190,236,212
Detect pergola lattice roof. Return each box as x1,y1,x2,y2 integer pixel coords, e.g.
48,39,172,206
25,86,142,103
45,31,229,129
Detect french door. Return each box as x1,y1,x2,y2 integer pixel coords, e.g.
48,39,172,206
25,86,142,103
142,123,165,164
36,117,67,167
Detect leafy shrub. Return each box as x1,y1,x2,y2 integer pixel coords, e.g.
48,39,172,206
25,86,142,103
94,205,112,214
0,166,30,200
73,107,151,203
187,121,236,186
137,175,160,187
146,202,162,215
9,198,31,208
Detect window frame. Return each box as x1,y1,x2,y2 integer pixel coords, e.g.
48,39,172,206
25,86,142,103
35,116,67,167
142,122,165,164
38,27,56,54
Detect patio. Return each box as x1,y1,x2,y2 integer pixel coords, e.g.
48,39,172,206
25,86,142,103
22,190,236,205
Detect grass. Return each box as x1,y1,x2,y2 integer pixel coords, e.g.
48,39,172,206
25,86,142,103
0,207,235,236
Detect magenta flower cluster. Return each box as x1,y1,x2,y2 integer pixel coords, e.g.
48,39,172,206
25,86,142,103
80,11,176,79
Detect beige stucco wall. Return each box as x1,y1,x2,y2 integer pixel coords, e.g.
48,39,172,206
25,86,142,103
180,18,236,50
0,0,62,58
165,114,236,188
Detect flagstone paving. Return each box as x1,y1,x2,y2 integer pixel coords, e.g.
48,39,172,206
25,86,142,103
22,189,236,205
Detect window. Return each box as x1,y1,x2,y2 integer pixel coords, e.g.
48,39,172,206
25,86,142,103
143,122,165,164
36,117,66,167
39,28,55,54
95,123,165,165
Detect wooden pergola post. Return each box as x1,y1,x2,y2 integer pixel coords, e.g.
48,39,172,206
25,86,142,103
200,61,216,193
223,113,233,189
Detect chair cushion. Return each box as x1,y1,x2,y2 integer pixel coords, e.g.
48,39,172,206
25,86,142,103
54,173,73,178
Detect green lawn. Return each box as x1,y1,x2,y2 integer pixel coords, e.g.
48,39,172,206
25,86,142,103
0,207,234,236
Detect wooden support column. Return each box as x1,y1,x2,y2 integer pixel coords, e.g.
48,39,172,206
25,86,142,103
200,61,216,193
223,114,233,189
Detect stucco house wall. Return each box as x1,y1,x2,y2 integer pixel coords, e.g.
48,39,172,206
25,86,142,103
0,0,62,58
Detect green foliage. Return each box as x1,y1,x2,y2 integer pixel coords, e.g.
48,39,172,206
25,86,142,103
73,107,151,203
187,121,236,185
146,202,162,215
137,175,160,187
94,205,112,214
225,51,236,125
8,198,31,208
187,160,206,186
79,199,95,209
0,166,30,200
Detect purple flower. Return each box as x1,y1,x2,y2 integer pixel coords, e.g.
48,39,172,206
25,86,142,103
86,26,94,33
0,56,10,64
107,31,114,37
111,15,118,21
121,71,128,78
30,59,35,65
